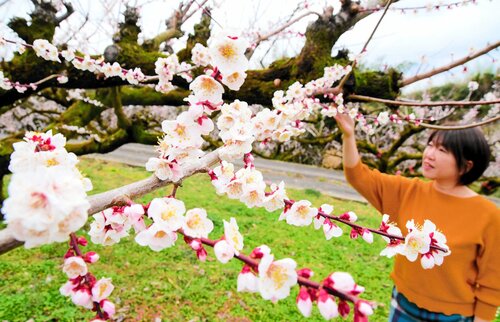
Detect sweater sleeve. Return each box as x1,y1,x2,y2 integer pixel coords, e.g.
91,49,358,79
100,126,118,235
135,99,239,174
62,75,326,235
474,209,500,320
344,160,415,217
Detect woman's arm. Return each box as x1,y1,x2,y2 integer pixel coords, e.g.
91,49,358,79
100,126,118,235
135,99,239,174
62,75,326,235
335,113,360,167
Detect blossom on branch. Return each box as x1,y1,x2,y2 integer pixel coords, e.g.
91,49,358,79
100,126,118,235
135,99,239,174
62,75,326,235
258,250,298,303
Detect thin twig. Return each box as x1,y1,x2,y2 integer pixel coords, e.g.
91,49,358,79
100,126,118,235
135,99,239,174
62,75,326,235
193,0,223,29
400,40,500,87
419,116,500,130
337,0,393,90
348,94,500,107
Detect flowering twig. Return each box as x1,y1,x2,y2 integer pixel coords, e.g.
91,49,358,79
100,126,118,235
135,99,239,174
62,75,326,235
177,230,367,304
69,233,106,319
283,200,448,253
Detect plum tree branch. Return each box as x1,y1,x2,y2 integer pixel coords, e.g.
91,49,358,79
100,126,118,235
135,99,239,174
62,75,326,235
400,40,500,87
348,94,500,107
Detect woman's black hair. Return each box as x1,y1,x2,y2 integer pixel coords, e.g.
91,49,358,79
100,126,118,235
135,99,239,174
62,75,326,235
427,128,491,185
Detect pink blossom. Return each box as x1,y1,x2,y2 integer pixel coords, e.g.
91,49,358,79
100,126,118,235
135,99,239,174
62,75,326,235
100,300,116,318
71,288,93,309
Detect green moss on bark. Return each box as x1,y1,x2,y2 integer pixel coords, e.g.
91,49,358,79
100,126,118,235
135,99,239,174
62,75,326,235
60,101,106,127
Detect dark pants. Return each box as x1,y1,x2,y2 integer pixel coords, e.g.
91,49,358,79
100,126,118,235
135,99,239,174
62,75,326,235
389,287,473,322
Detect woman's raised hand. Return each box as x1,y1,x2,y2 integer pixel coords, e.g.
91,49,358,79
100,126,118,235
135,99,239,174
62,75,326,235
334,113,355,138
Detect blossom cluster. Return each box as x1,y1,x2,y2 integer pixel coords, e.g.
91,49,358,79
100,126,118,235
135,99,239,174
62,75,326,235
1,130,91,248
0,70,37,93
60,236,115,320
209,155,287,211
145,33,253,180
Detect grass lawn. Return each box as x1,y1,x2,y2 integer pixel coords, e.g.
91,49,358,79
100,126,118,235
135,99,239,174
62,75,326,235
0,158,395,321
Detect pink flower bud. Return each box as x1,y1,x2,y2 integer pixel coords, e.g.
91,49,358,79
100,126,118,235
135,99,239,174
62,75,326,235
196,247,207,262
100,300,116,318
84,252,100,263
350,228,359,239
77,236,88,246
250,245,271,259
356,300,374,316
297,268,313,279
317,289,339,320
208,170,218,181
338,300,350,318
340,211,357,222
189,239,202,251
361,229,373,244
296,287,312,317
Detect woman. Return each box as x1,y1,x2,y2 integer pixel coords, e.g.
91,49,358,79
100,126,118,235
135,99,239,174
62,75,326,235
335,113,500,322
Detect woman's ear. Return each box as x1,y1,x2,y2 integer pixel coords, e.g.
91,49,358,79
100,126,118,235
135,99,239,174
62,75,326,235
465,160,473,173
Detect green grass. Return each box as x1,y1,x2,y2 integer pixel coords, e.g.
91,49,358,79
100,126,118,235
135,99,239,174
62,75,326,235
0,158,394,321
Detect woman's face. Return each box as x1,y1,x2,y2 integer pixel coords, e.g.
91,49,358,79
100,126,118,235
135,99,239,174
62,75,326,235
422,140,461,184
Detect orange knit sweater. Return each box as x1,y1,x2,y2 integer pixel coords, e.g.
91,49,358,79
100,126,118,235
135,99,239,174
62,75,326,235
345,161,500,320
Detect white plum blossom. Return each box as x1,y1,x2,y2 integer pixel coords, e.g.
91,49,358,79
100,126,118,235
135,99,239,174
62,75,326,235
314,204,332,229
33,39,60,62
148,197,185,231
262,182,287,212
71,289,93,309
61,49,75,62
379,214,405,258
258,252,297,302
91,278,114,302
323,218,343,240
325,272,365,296
223,217,244,254
2,166,90,248
282,200,317,227
145,157,183,182
0,71,13,90
57,75,68,84
208,34,249,74
213,239,235,263
182,208,214,238
377,111,390,125
468,81,479,92
134,222,178,251
221,70,247,91
62,256,88,278
403,220,432,262
240,184,266,208
191,43,211,66
237,265,259,293
190,75,224,103
419,220,451,269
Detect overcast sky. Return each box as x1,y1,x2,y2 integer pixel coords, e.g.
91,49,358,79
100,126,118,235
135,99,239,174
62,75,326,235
1,0,498,92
